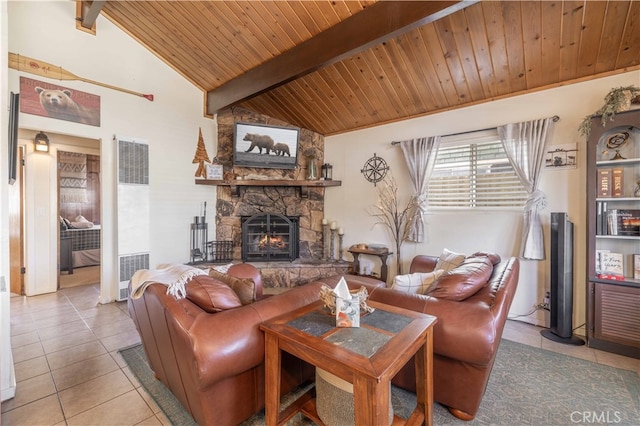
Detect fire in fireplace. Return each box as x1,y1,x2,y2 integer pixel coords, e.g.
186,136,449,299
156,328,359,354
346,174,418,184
241,213,299,261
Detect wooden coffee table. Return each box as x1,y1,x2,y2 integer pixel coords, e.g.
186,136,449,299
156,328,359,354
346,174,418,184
260,300,437,426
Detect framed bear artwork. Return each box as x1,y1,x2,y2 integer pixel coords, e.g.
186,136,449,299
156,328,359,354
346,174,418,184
19,77,100,127
233,122,299,169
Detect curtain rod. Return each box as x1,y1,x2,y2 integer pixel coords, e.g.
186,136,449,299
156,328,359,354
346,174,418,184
391,115,560,145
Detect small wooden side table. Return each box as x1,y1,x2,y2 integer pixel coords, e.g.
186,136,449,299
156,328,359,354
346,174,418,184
260,300,437,426
348,245,392,282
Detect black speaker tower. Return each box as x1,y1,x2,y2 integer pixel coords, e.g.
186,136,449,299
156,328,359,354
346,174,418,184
541,212,585,345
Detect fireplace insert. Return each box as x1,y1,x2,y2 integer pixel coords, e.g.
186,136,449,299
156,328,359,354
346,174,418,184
241,213,299,262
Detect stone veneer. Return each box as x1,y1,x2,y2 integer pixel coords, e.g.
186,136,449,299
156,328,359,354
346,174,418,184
213,107,345,288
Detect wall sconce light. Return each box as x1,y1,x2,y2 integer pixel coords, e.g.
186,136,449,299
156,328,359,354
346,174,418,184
322,163,333,180
34,131,50,152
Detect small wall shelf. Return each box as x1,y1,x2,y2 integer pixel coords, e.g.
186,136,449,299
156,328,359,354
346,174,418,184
195,179,341,197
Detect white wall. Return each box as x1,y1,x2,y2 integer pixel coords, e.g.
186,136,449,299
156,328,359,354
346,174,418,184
1,0,17,402
6,1,218,301
325,70,640,331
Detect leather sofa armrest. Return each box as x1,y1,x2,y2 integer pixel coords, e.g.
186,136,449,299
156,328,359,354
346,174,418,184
419,297,501,365
409,255,438,273
184,306,266,389
368,287,500,365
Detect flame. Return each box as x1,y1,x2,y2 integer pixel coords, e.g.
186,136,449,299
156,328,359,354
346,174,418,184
258,234,286,250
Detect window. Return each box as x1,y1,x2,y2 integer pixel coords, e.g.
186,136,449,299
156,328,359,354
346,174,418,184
429,130,527,209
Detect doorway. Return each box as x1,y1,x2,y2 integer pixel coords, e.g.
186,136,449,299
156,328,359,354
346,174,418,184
58,149,101,289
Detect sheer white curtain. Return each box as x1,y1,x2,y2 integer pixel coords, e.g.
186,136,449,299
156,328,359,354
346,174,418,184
498,117,555,260
399,136,440,242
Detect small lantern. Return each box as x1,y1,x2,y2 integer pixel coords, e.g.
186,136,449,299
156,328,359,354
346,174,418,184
34,131,50,153
322,163,333,180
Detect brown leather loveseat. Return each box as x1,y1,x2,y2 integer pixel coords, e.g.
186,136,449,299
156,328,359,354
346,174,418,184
364,252,520,420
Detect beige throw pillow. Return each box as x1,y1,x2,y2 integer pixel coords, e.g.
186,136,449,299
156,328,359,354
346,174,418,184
435,248,466,272
392,270,444,294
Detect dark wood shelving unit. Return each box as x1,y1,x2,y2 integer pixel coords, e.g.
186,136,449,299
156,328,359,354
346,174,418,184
585,109,640,359
195,179,341,197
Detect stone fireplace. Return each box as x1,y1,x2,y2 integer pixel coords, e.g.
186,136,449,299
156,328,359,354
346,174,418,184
212,107,349,287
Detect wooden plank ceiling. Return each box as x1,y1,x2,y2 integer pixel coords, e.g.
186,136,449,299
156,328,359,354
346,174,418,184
100,0,640,136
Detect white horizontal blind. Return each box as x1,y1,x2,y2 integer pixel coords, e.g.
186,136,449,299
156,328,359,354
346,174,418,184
429,132,527,209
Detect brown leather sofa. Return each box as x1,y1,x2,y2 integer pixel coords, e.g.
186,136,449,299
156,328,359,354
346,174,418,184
364,253,520,420
127,264,385,425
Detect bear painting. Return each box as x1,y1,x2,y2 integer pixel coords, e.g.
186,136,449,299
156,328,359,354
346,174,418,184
234,122,299,169
243,133,274,154
20,77,101,127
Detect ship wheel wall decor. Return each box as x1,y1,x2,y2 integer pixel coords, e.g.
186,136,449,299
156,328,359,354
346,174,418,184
361,153,389,186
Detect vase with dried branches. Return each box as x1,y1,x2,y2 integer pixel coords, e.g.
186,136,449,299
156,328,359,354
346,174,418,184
368,175,419,277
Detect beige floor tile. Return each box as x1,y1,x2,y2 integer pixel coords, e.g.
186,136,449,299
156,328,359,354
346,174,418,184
0,372,56,413
30,304,78,321
502,326,542,347
540,338,598,362
79,303,128,319
33,311,84,329
46,340,108,371
136,386,161,414
135,415,164,425
0,394,65,425
594,349,640,372
58,369,134,418
10,319,37,336
11,330,40,348
91,317,137,339
37,318,90,341
14,355,51,382
41,329,98,354
11,341,45,363
100,330,141,352
122,366,143,389
52,353,120,391
66,389,154,426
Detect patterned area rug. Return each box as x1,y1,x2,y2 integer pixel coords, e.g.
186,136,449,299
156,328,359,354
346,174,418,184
119,339,640,425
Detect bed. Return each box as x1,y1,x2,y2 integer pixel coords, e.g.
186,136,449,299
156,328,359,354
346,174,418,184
60,225,101,273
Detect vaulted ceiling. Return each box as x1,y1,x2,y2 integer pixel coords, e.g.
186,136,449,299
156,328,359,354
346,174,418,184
98,0,640,135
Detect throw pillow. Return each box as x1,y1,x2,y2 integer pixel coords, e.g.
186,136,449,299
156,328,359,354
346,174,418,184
185,275,242,313
434,248,466,272
392,270,444,294
209,269,257,305
427,256,494,301
211,263,233,274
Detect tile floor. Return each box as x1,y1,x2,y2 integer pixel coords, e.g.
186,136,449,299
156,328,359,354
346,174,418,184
2,284,639,425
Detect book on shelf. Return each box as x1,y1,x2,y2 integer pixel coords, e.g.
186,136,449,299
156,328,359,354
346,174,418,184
612,168,624,197
597,168,612,197
607,209,618,235
595,249,609,273
599,252,624,277
601,202,608,235
635,254,640,280
596,273,626,281
606,209,640,236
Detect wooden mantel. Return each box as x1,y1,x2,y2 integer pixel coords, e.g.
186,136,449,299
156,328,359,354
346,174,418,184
195,179,341,198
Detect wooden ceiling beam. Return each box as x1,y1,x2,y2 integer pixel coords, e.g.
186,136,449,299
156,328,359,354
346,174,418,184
80,0,106,30
206,0,476,116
